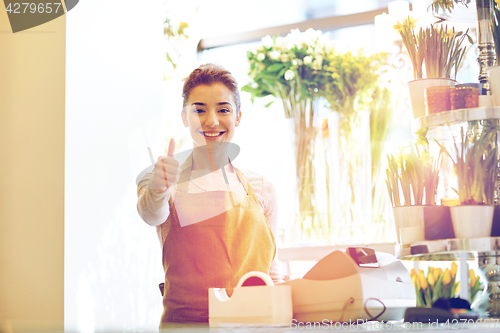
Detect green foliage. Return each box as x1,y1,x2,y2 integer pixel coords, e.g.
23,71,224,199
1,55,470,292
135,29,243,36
395,17,473,80
386,132,442,207
242,29,385,118
436,121,499,205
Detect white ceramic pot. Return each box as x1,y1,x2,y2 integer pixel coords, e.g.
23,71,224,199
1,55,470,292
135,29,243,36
450,205,494,239
392,206,425,244
489,66,500,107
408,78,456,119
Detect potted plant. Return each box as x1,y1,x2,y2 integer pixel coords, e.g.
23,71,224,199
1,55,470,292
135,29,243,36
394,16,473,118
386,130,451,244
436,121,498,238
489,0,500,106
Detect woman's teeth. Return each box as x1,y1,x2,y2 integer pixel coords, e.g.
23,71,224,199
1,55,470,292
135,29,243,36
202,131,224,137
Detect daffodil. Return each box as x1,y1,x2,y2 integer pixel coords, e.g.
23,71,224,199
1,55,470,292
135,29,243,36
446,29,455,40
393,22,404,33
407,17,417,29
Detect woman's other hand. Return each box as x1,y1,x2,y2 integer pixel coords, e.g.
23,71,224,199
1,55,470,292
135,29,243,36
151,139,181,193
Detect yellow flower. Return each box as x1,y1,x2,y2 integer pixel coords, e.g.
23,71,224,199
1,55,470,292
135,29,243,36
394,22,404,33
470,269,476,289
412,274,418,289
451,262,457,278
406,17,417,29
428,271,435,287
419,271,428,290
443,268,451,285
433,267,443,281
411,268,417,278
446,29,455,39
420,150,432,166
442,0,454,9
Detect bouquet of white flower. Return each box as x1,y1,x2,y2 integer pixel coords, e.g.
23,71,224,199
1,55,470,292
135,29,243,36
243,28,386,242
243,28,335,117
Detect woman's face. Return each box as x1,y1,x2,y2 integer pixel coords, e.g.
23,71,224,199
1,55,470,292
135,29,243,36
182,83,241,147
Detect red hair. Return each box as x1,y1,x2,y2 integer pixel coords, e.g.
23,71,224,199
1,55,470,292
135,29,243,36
182,63,241,111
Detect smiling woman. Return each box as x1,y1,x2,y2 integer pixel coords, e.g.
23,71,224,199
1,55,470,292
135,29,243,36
136,63,282,325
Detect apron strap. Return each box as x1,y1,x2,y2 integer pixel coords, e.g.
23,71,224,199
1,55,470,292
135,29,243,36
233,167,254,196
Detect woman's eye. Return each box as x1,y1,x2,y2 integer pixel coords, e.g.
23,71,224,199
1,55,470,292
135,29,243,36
194,109,205,113
219,108,230,113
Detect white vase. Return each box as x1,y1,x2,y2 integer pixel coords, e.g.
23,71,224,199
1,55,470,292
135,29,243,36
408,78,456,119
450,205,494,238
392,206,425,244
489,66,500,107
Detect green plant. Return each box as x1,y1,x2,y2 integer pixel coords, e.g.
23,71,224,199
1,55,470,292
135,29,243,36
436,121,498,205
370,87,394,226
243,29,386,241
394,17,473,80
410,262,483,307
385,130,442,207
431,0,473,14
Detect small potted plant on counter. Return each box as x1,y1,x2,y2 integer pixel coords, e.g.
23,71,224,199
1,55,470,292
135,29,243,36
386,130,451,244
436,121,498,238
395,16,473,118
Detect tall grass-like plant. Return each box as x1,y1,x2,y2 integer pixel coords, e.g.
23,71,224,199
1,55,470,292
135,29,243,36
436,121,498,205
386,133,442,207
394,17,473,80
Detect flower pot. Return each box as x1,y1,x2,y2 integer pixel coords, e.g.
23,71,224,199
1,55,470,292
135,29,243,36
393,206,425,244
450,205,494,239
408,78,456,119
489,66,500,107
491,205,500,237
393,205,453,244
423,205,454,240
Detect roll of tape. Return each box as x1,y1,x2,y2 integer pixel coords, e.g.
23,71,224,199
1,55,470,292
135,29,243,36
236,271,274,288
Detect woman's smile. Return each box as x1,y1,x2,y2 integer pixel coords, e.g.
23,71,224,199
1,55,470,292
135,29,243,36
199,130,227,139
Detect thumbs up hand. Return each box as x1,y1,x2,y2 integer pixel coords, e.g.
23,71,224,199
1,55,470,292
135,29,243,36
151,138,181,193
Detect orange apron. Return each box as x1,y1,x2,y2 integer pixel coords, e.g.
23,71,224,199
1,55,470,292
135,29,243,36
160,156,276,323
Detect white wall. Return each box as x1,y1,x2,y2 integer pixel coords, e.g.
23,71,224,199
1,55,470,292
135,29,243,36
65,1,164,331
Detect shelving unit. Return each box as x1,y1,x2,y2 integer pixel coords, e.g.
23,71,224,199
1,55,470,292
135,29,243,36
400,107,500,319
